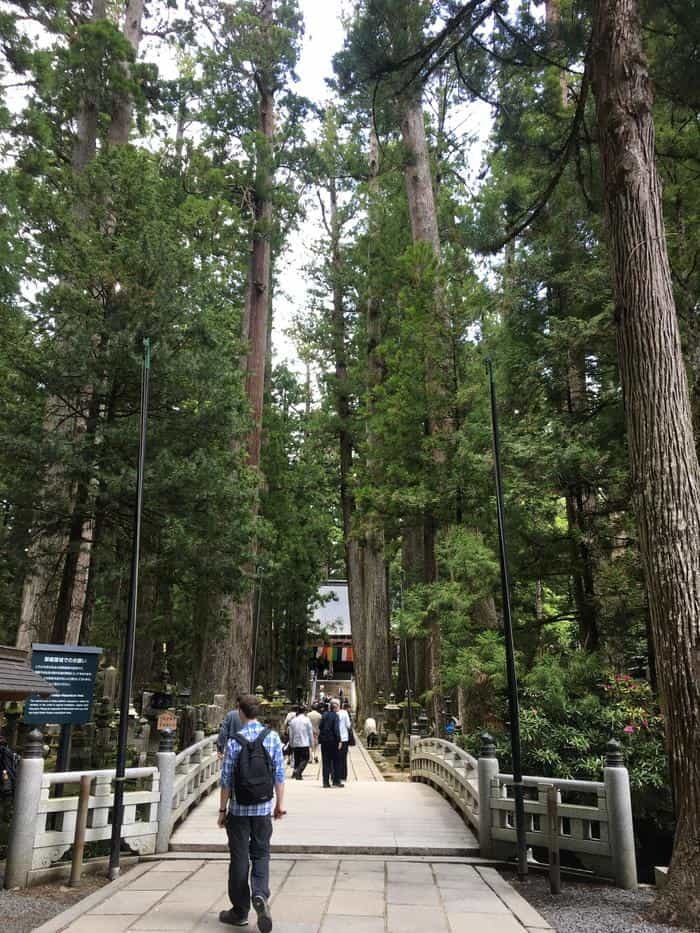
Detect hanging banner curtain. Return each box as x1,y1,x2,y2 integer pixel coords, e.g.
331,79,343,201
314,645,353,662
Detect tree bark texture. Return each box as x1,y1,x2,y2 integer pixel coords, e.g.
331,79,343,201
242,0,275,471
544,0,600,651
16,0,145,650
591,0,700,920
399,92,445,725
328,172,369,718
358,128,392,718
213,0,275,703
564,345,600,650
107,0,145,146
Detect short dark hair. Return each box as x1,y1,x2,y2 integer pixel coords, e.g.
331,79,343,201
238,694,260,719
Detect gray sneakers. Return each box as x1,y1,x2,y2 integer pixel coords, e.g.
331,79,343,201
252,894,272,933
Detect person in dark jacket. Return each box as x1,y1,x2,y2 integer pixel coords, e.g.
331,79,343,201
318,705,342,788
217,701,242,759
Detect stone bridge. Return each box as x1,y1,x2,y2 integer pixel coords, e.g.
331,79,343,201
8,728,638,933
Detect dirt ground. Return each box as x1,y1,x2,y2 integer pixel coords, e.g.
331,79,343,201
0,864,132,933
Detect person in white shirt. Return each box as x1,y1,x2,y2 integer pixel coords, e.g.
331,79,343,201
287,706,314,780
364,716,378,748
334,699,352,785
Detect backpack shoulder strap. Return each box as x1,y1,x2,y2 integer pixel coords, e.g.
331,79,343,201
233,732,251,749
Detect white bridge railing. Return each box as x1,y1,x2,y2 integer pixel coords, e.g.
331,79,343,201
5,728,221,888
410,733,637,889
409,737,479,833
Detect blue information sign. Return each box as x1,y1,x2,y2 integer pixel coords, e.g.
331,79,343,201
24,644,103,725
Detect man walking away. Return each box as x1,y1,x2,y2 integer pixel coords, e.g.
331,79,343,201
288,706,313,779
319,702,342,788
218,694,286,931
217,699,242,759
308,704,321,763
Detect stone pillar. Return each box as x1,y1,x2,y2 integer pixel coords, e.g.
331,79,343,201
477,732,499,859
155,729,176,854
192,729,205,764
5,729,45,889
604,739,637,890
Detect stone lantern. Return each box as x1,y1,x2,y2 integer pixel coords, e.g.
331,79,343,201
374,689,386,742
382,693,401,756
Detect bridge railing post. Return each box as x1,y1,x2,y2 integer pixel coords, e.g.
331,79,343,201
604,739,637,890
478,732,499,859
156,729,176,854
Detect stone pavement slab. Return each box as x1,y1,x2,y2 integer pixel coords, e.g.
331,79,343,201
321,919,385,933
36,857,551,933
387,903,449,932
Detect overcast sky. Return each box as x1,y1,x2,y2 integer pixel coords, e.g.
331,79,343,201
272,0,348,370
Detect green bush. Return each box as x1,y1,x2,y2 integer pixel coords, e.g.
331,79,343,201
459,652,671,828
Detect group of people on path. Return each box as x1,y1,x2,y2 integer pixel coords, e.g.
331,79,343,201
214,691,355,931
279,697,353,786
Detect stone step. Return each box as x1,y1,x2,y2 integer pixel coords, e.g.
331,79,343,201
169,841,481,856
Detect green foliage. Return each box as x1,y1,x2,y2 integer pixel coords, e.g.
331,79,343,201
462,657,668,805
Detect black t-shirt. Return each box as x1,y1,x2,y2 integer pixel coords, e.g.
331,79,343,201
319,710,340,744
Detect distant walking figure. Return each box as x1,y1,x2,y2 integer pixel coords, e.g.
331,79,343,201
319,702,342,788
288,706,314,780
335,699,352,784
308,704,322,762
218,694,286,931
364,716,378,749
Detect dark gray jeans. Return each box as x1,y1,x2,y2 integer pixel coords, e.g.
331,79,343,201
226,813,273,912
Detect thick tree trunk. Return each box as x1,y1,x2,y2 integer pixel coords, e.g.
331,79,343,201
57,0,146,643
213,0,275,703
401,523,429,703
16,0,144,650
327,172,372,718
591,0,700,921
359,129,392,717
401,99,441,252
399,91,445,725
361,532,391,713
107,0,145,146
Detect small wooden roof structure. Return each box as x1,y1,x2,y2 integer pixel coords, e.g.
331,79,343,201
0,645,58,702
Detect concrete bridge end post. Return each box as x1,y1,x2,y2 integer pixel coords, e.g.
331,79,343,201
5,729,45,889
477,732,499,859
604,739,637,890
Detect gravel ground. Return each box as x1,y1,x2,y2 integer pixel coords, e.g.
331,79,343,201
0,867,115,933
501,869,698,933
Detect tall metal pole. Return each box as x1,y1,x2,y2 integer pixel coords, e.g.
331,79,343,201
109,339,151,879
485,358,527,879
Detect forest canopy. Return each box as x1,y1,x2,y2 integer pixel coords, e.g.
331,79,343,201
1,0,699,922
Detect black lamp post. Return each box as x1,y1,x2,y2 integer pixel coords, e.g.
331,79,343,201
485,358,527,879
109,338,150,879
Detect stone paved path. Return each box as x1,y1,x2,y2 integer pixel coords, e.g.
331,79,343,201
170,744,478,856
37,857,553,933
